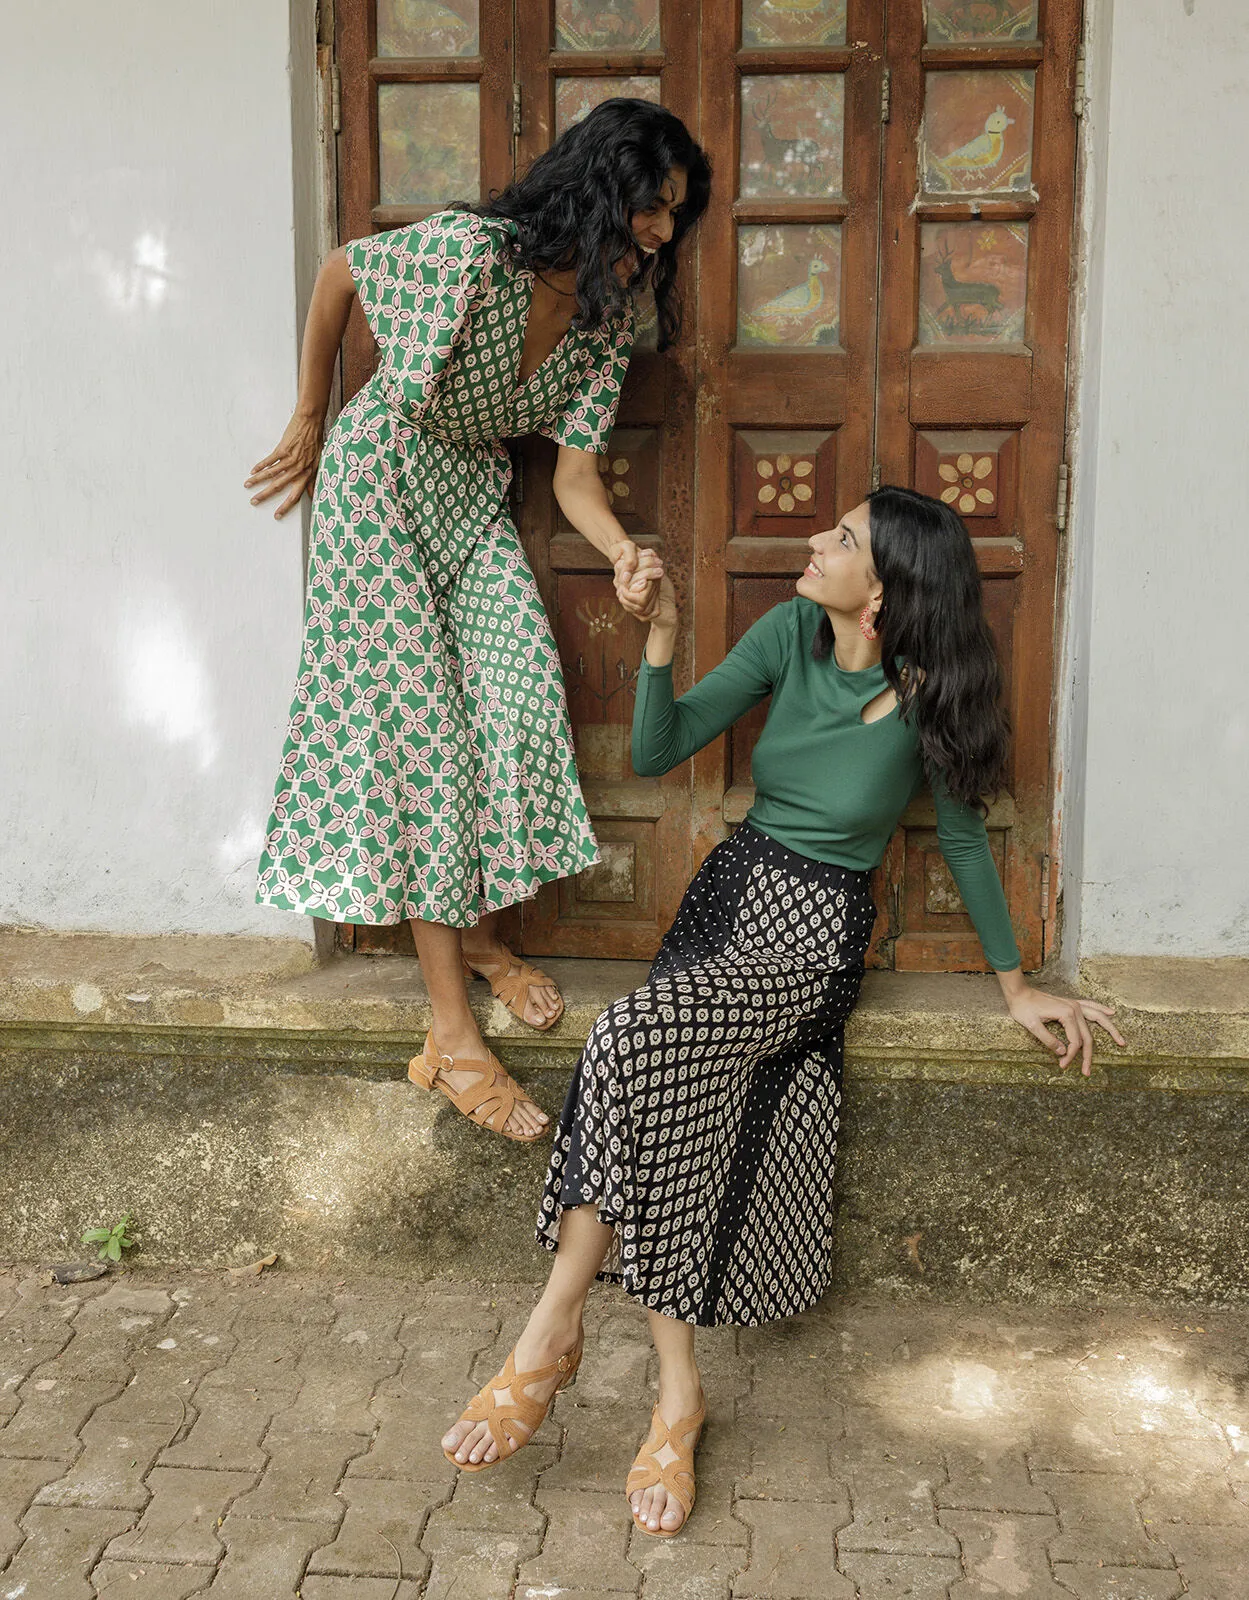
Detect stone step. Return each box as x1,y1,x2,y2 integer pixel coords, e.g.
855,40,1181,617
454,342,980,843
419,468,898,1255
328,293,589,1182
2,933,1247,1303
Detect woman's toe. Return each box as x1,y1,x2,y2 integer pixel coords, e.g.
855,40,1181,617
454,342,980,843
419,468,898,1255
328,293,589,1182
660,1493,685,1532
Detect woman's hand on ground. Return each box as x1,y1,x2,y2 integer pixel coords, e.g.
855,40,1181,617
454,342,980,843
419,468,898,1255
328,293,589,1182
1003,983,1126,1076
614,542,664,619
245,411,323,519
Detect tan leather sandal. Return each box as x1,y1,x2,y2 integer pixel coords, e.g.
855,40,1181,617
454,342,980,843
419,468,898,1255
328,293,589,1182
443,1336,583,1473
627,1393,706,1537
461,945,564,1032
407,1030,546,1143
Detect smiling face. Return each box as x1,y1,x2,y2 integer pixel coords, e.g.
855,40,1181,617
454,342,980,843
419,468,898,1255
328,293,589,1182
631,167,688,257
795,500,883,624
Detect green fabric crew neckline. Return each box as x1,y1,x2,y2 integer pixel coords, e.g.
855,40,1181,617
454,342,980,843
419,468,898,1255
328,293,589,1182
631,598,1020,972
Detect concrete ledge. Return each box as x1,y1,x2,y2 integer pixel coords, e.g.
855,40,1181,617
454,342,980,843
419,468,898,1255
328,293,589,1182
2,931,1247,1089
3,934,1247,1299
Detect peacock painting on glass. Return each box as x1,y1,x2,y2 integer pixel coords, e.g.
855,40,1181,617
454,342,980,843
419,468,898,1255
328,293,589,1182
737,225,842,349
918,223,1028,346
740,75,844,200
377,0,479,55
741,0,846,48
921,71,1036,195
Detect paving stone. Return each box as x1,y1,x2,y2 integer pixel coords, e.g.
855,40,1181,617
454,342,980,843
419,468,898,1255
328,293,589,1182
0,1504,134,1598
158,1381,292,1472
522,1488,640,1592
344,1391,464,1484
79,1285,176,1323
940,1442,1055,1514
733,1500,852,1597
0,1376,123,1458
940,1508,1066,1597
300,1580,424,1600
626,1533,746,1598
103,1465,253,1565
542,1401,649,1493
230,1422,366,1522
0,1457,69,1561
1031,1470,1166,1567
1153,1522,1249,1598
1139,1467,1249,1527
87,1561,216,1598
426,1549,526,1598
307,1476,442,1577
836,1444,959,1558
438,1469,546,1539
1049,1567,1184,1599
837,1549,962,1598
735,1413,847,1503
284,1346,401,1434
208,1513,330,1597
33,1419,170,1509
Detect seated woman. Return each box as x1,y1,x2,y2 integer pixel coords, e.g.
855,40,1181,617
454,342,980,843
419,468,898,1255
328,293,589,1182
439,485,1124,1535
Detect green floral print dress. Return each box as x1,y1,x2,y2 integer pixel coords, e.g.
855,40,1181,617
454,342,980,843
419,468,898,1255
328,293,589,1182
256,210,634,928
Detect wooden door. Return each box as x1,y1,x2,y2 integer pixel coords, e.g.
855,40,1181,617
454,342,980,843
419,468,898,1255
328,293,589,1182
873,0,1079,970
330,0,1082,971
513,0,700,959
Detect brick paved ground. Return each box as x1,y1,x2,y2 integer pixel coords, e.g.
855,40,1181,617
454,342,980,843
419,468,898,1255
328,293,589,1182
1,1267,1246,1598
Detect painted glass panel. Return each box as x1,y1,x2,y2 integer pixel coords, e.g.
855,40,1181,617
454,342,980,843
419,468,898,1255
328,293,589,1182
921,70,1035,194
927,0,1038,43
740,75,844,199
918,223,1028,345
377,0,479,57
555,76,661,136
742,0,846,48
378,83,480,206
555,0,660,51
738,225,841,349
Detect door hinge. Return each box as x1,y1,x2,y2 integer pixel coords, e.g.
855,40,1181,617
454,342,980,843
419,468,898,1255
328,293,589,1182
512,83,523,138
330,63,341,134
1040,851,1052,920
1073,44,1087,118
880,67,891,124
871,462,882,492
1054,461,1069,534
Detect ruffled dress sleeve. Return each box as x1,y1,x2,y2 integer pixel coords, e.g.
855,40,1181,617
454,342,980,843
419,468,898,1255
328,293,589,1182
539,299,636,454
344,209,494,416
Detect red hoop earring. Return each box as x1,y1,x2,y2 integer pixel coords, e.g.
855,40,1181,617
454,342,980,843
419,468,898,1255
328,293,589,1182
859,604,879,641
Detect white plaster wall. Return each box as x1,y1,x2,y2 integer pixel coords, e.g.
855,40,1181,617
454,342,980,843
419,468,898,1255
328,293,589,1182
0,2,317,939
1066,0,1249,957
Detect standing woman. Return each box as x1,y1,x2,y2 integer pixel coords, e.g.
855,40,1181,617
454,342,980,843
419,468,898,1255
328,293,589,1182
440,487,1126,1532
246,101,710,1142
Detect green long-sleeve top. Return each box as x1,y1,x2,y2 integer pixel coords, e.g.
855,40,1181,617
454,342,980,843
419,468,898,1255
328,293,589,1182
632,598,1021,972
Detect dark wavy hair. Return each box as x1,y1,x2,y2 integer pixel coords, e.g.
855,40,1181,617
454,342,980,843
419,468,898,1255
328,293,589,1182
469,98,711,350
815,485,1010,810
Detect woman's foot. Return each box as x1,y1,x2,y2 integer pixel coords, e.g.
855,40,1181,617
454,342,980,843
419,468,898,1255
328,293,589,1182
461,934,564,1029
422,1019,548,1139
441,1306,583,1467
629,1373,705,1535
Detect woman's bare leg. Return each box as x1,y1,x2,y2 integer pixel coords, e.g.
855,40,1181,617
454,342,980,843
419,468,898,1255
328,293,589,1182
630,1310,704,1534
462,907,563,1026
442,1203,613,1465
409,916,547,1138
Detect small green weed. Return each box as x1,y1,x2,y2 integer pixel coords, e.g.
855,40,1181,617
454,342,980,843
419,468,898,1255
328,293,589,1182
81,1215,138,1263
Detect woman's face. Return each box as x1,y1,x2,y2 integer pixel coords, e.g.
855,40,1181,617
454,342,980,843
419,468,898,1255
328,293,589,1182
631,167,688,257
795,501,881,619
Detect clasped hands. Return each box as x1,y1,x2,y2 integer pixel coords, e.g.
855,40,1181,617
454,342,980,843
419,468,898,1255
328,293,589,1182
613,542,666,622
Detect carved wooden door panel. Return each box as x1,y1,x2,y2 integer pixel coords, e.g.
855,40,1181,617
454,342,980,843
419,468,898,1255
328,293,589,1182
873,0,1081,970
513,0,700,958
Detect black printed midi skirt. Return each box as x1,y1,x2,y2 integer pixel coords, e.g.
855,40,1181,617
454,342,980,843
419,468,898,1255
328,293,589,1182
536,822,876,1328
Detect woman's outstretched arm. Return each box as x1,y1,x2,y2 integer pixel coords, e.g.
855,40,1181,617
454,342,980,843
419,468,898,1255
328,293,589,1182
245,247,356,518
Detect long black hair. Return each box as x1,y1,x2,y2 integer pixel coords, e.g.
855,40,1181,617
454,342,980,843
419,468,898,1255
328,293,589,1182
815,485,1010,810
469,99,711,350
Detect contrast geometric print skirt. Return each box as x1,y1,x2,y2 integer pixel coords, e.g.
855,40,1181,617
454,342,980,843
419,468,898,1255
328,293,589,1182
537,823,877,1328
